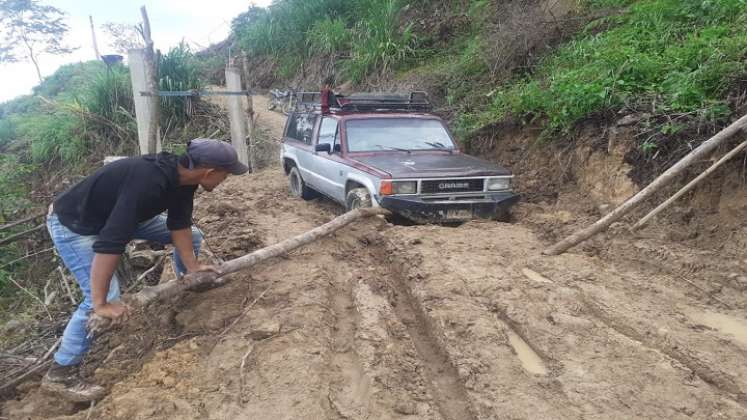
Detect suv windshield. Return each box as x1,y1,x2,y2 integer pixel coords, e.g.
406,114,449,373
345,118,455,152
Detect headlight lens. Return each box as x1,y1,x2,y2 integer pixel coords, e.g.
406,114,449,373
486,177,511,191
392,181,417,194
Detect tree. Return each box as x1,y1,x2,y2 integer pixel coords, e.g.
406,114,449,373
0,0,76,83
101,22,144,54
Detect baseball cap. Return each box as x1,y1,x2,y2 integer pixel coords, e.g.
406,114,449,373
185,138,249,175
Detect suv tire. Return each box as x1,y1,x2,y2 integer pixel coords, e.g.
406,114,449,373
346,188,372,211
289,166,316,200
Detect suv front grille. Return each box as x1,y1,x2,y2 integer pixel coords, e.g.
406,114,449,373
421,179,484,194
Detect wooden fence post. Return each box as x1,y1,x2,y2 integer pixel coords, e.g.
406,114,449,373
241,56,257,171
225,65,250,167
128,6,161,155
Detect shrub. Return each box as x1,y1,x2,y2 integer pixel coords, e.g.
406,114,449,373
159,42,204,126
34,61,108,100
17,111,86,165
81,63,136,147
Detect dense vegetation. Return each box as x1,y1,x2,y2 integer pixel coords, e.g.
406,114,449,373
232,0,417,82
459,0,747,139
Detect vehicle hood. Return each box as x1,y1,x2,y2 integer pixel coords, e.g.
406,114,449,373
351,152,511,178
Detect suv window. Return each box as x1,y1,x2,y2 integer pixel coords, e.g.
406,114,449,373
285,113,318,144
318,117,338,149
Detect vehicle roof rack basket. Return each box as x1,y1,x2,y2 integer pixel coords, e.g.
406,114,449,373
295,91,432,113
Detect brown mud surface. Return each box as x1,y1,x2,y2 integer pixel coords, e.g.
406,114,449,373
3,99,746,420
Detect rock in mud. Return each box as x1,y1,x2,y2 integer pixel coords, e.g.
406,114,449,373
394,400,417,415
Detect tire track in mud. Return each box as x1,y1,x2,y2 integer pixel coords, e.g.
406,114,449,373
579,294,747,409
325,266,372,419
363,242,478,420
386,274,478,420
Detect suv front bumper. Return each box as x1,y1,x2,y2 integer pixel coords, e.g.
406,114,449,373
380,192,520,223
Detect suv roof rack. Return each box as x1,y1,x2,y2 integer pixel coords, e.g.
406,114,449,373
295,91,432,113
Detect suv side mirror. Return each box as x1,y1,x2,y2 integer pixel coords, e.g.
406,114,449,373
315,143,332,153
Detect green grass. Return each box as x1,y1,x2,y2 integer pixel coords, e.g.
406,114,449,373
233,0,415,82
343,0,415,82
458,0,747,137
159,43,204,126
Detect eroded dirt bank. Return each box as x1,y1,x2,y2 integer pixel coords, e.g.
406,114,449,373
3,99,746,420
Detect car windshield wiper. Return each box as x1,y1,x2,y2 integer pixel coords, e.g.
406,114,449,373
375,144,411,154
423,141,454,153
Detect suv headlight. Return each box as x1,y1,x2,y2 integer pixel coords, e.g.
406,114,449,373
392,181,417,194
380,180,417,195
486,177,511,191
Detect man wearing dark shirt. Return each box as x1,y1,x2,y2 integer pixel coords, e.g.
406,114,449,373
42,139,248,402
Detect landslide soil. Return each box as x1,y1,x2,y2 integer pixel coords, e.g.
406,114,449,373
3,96,747,420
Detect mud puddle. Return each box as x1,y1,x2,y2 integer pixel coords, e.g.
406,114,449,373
689,311,747,346
505,329,548,376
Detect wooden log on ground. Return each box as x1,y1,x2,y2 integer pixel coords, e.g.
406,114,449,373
543,113,747,256
88,207,388,332
633,137,747,230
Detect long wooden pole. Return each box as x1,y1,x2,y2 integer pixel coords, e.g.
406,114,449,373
632,137,747,230
0,212,45,233
88,207,388,332
543,113,747,256
241,55,257,172
140,6,160,154
89,15,100,60
225,64,250,166
0,225,45,247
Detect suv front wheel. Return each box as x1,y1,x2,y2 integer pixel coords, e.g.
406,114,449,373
345,188,372,211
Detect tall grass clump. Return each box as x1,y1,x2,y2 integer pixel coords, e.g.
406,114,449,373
159,42,204,126
306,17,351,55
462,0,747,137
343,0,415,83
233,0,414,81
80,64,137,149
17,110,86,165
234,1,353,77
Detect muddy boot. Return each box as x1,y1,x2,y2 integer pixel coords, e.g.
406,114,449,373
41,362,106,402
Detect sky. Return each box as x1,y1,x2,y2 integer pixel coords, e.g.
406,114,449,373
0,0,272,103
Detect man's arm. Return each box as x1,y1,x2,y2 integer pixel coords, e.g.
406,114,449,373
91,253,129,319
171,228,220,275
171,228,199,272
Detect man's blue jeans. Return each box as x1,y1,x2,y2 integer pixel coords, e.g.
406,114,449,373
46,213,203,366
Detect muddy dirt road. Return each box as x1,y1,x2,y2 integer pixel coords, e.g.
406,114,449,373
3,98,746,420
